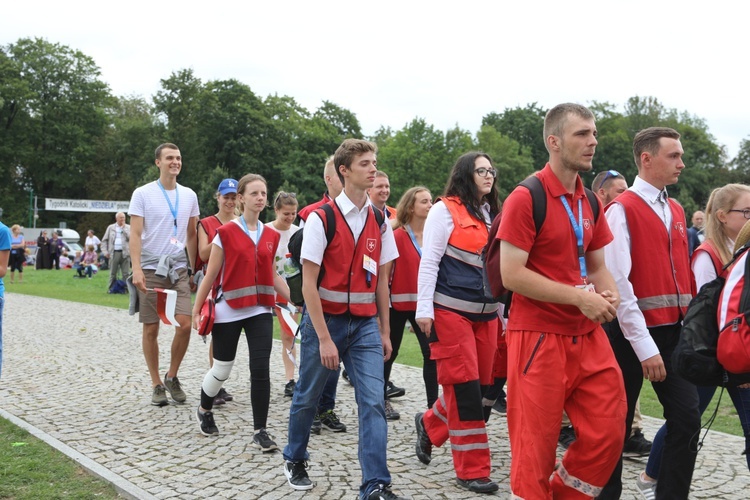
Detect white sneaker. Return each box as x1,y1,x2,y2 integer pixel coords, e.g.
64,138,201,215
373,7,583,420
635,472,657,500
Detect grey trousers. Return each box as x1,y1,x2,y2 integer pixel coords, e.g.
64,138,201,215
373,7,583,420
108,250,130,290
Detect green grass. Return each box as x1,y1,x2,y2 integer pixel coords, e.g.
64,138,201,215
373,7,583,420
8,266,130,310
0,416,120,499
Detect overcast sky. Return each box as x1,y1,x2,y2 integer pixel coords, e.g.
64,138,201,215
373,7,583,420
4,1,748,159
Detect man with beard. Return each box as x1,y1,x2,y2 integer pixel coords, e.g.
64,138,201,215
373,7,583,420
498,103,626,498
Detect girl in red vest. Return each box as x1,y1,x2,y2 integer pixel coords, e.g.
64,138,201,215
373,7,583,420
266,191,301,398
415,152,501,494
637,183,750,495
386,186,434,420
196,178,238,406
192,174,291,453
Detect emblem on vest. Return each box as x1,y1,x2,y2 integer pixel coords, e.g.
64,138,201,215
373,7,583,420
367,238,376,253
675,222,685,237
583,219,591,230
267,242,273,252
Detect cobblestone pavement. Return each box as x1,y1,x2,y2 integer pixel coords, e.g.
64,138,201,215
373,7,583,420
2,294,749,499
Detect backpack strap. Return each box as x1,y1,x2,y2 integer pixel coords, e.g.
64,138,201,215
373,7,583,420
320,203,336,246
518,176,546,235
371,205,386,229
518,175,600,235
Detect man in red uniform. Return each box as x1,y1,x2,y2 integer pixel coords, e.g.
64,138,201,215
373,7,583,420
499,103,626,498
598,127,699,499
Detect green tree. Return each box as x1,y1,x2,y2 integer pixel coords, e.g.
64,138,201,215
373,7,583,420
475,125,535,199
0,37,113,228
483,103,547,169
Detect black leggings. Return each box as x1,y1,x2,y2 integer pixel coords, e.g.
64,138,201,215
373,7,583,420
201,313,273,429
387,308,439,408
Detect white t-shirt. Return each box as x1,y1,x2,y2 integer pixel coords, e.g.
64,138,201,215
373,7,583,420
85,235,101,250
129,181,200,270
267,222,300,275
212,219,271,323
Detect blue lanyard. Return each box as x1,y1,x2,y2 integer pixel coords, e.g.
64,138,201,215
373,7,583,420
560,196,587,282
239,216,261,243
405,224,422,257
157,180,179,237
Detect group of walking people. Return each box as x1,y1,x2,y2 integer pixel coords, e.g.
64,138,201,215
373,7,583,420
125,102,750,499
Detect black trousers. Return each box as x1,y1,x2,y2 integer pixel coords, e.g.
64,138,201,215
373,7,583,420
598,320,700,500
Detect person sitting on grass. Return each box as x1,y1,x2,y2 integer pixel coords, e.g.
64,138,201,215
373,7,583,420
82,245,98,279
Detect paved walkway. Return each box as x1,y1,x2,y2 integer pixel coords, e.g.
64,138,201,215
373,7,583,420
1,294,749,499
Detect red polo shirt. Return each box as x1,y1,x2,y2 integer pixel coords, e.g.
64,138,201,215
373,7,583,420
498,164,613,335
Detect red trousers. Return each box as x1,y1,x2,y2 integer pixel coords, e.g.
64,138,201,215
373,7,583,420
493,320,507,379
506,327,626,499
422,309,498,480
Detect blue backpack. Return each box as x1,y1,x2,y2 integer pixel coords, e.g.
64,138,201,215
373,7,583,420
108,279,127,294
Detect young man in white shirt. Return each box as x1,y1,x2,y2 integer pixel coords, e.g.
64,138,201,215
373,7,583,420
282,139,404,500
129,143,199,406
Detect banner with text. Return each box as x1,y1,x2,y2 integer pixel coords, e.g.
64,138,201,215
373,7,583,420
45,198,130,213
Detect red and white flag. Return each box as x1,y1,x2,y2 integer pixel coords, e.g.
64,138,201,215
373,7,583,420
154,288,178,326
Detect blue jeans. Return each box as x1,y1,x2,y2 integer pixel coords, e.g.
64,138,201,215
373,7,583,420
0,295,4,378
283,312,391,499
646,384,750,477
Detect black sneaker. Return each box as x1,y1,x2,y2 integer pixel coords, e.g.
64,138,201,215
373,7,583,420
317,410,347,432
213,392,226,406
623,429,653,457
492,397,507,415
367,484,406,499
558,425,576,450
415,412,432,465
311,416,322,435
284,460,313,491
252,428,278,452
196,408,219,436
386,380,406,399
284,379,296,397
384,400,400,421
217,387,233,402
342,369,353,386
456,477,499,494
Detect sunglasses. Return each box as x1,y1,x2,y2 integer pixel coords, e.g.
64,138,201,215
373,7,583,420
596,170,622,191
274,192,297,204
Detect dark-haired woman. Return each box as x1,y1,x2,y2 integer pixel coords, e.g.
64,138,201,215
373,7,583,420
415,152,501,494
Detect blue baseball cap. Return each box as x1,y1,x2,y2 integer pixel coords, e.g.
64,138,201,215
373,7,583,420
218,178,238,196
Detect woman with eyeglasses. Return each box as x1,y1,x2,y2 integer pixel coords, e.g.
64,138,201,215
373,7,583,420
191,174,291,452
385,186,435,421
267,191,301,398
195,178,238,406
636,183,750,493
414,152,502,494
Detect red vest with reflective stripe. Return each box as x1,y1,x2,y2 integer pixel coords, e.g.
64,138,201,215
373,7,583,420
390,227,420,311
693,240,724,278
435,197,498,320
617,191,694,327
196,215,224,272
319,202,383,316
217,222,279,309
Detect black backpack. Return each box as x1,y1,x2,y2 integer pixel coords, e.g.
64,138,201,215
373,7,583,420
481,175,601,307
286,202,385,306
672,275,727,386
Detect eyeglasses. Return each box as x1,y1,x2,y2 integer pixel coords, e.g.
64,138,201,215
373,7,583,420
596,170,622,191
474,168,497,178
728,209,750,219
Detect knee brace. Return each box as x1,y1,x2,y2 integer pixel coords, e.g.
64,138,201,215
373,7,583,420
202,359,234,397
